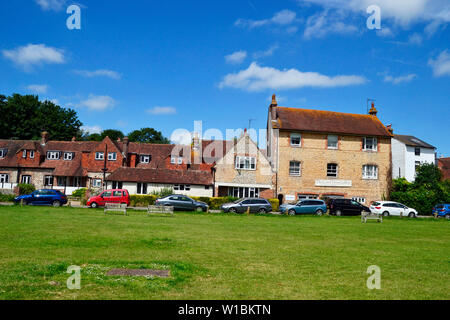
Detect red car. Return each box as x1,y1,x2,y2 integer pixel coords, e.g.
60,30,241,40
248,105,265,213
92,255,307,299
87,189,130,208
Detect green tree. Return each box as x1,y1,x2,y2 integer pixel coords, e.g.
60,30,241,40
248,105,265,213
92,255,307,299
100,129,124,141
413,163,442,186
128,127,170,144
0,94,82,141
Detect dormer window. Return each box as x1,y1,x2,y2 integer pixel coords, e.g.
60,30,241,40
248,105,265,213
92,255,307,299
64,152,74,161
0,149,7,158
171,156,183,164
47,151,60,160
95,152,104,160
363,137,377,151
108,152,117,161
22,150,27,158
140,155,151,163
30,150,35,159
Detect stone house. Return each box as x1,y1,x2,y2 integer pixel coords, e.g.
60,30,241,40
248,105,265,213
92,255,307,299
266,95,393,205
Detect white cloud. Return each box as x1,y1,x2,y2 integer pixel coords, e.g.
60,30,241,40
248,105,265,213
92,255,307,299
253,45,279,59
408,33,423,45
235,9,297,29
303,11,358,39
377,27,395,37
79,95,115,111
27,84,48,94
35,0,66,11
297,0,450,27
219,62,366,91
147,106,177,115
81,125,102,135
225,51,247,65
2,44,65,70
73,69,122,80
428,50,450,77
383,74,417,84
170,129,192,145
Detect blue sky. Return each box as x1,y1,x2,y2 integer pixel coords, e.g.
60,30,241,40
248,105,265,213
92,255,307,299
0,0,449,155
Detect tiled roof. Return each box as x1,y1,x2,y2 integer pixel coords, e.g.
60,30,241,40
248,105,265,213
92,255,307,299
107,167,213,185
394,135,435,149
129,143,174,168
272,107,393,137
0,140,23,167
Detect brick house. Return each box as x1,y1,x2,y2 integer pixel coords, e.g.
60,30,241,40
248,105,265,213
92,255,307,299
438,157,450,180
266,95,392,205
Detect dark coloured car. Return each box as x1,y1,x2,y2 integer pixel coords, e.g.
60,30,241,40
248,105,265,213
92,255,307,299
14,189,68,207
328,198,370,216
155,194,209,212
221,198,272,214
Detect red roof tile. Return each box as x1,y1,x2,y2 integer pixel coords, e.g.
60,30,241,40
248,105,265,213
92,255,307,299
438,157,450,180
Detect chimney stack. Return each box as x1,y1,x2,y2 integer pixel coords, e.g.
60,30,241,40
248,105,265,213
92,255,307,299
71,137,76,142
386,124,393,134
122,136,129,158
369,102,378,117
270,94,278,120
41,131,49,146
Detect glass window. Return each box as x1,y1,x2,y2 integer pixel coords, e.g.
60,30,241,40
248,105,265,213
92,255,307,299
21,175,31,184
328,135,338,149
102,191,112,197
177,157,183,164
0,174,9,183
235,156,256,170
415,147,420,156
327,163,338,178
47,151,60,160
113,191,122,197
352,197,366,204
64,152,73,161
22,150,27,158
0,149,7,158
297,194,319,200
228,187,259,198
363,137,377,151
57,177,66,186
170,156,176,164
95,152,104,160
108,152,117,161
140,155,151,163
290,133,301,147
44,176,53,186
289,161,301,176
362,165,378,179
92,179,102,187
30,150,35,159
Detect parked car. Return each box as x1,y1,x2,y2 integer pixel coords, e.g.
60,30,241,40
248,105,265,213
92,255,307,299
328,198,371,216
432,204,450,219
87,189,130,208
370,201,418,217
155,194,209,212
280,199,327,216
221,198,272,214
14,189,68,207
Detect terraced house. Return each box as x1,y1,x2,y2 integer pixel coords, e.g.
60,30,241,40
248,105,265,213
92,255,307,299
267,95,393,205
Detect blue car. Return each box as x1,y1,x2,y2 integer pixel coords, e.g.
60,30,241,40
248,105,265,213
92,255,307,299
280,199,327,216
432,204,450,219
14,189,68,207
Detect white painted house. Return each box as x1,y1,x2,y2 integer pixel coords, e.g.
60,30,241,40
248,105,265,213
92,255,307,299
392,135,436,182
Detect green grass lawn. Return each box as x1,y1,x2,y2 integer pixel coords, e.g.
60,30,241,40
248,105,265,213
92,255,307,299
0,205,448,300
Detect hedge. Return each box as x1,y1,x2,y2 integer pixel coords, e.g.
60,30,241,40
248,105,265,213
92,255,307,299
0,193,15,202
18,184,35,195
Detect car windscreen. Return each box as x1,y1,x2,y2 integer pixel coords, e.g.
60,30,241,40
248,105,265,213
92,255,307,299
372,202,381,206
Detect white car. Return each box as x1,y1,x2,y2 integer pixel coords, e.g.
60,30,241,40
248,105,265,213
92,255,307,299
370,201,418,217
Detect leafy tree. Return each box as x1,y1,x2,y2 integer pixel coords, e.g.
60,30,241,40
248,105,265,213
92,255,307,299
413,163,442,186
86,133,102,141
0,94,82,141
100,129,124,141
128,127,170,144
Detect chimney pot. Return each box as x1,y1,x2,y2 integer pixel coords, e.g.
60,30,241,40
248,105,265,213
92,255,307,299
369,103,378,117
41,131,49,146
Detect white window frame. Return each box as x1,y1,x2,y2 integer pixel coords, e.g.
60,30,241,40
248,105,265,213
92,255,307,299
92,179,102,188
0,149,7,158
362,165,378,180
352,197,366,204
0,174,9,183
21,175,31,184
95,152,104,160
177,157,183,165
235,156,256,170
44,175,53,186
140,155,151,163
30,150,35,159
108,152,117,161
290,133,302,147
47,151,60,160
363,137,377,151
289,161,301,176
22,150,27,158
228,187,259,198
327,135,338,149
327,163,338,178
171,156,176,164
64,152,74,161
297,194,319,200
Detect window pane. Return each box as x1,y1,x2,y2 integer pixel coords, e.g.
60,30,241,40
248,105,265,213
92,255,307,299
328,135,338,148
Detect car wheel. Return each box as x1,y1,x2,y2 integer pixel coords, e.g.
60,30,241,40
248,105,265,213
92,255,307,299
316,209,324,216
288,209,296,216
258,208,267,214
229,208,237,213
383,211,389,217
90,202,98,208
52,200,61,207
336,210,342,216
408,212,415,218
196,206,203,213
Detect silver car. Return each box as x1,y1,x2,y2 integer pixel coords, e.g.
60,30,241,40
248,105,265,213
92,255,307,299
221,198,272,214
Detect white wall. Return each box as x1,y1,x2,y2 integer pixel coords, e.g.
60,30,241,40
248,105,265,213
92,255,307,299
391,138,406,179
107,182,213,197
404,146,435,182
